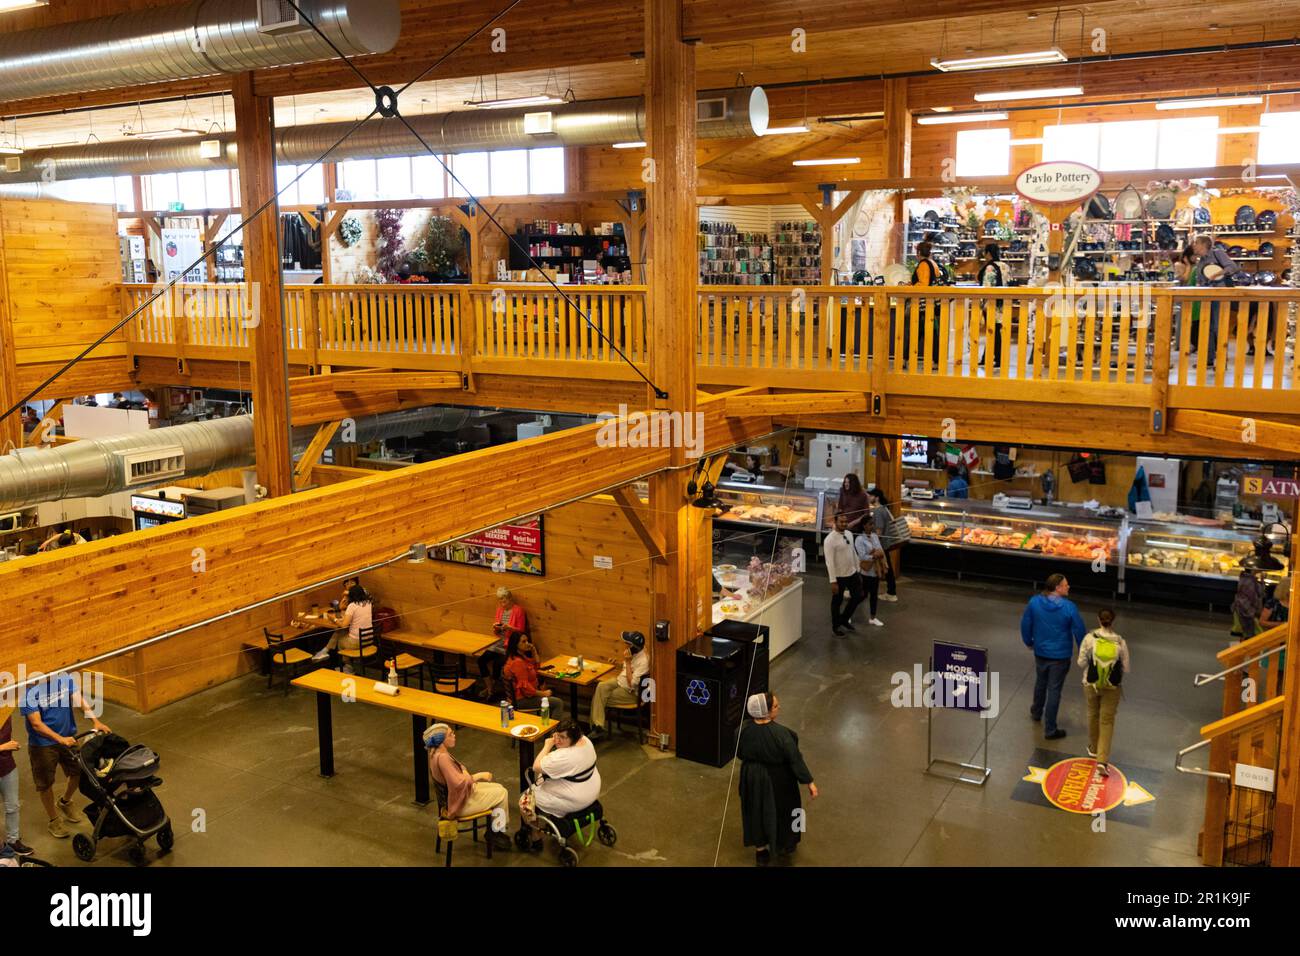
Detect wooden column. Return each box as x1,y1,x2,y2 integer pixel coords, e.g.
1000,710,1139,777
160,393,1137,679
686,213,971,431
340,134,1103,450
645,0,699,745
1271,536,1300,866
883,78,911,266
0,216,21,452
874,437,903,581
233,73,294,498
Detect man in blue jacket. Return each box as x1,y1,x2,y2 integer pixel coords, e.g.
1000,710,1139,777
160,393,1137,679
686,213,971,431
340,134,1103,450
1021,573,1087,740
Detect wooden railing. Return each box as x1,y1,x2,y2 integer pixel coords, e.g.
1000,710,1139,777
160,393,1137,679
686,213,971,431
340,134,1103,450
118,283,1300,411
1195,623,1291,866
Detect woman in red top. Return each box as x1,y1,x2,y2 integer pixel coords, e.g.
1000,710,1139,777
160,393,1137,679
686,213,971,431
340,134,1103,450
478,587,528,700
502,633,563,716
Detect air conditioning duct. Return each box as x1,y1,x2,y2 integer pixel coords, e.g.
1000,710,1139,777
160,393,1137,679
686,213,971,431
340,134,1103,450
0,0,400,103
0,88,769,186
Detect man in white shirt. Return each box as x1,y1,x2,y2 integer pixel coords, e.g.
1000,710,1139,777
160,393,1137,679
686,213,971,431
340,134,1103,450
824,511,865,637
587,631,649,741
519,719,603,848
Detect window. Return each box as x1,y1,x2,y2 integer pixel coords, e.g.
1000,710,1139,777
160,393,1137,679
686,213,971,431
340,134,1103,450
1044,118,1219,171
147,173,179,210
490,150,529,195
43,176,120,206
411,155,446,199
177,171,207,208
1259,112,1300,164
337,159,377,200
276,164,326,206
205,169,233,209
450,152,490,198
954,128,1011,177
528,147,565,194
375,157,414,199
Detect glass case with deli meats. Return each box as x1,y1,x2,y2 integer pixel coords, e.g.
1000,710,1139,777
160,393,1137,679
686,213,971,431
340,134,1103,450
900,499,1122,591
714,481,824,532
1125,518,1289,605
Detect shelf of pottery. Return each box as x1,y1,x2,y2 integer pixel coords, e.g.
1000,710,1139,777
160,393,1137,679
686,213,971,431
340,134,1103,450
772,220,822,285
698,222,775,286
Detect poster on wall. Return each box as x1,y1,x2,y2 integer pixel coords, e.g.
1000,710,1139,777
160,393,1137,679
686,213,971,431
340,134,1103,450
430,516,545,576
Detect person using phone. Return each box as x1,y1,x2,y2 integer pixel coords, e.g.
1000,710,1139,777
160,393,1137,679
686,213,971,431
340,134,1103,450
587,631,649,742
478,587,528,700
503,633,562,716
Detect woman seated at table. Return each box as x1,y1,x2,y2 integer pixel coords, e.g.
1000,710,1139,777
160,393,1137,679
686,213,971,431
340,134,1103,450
311,584,373,664
424,722,512,850
478,586,527,700
502,633,562,716
519,719,599,851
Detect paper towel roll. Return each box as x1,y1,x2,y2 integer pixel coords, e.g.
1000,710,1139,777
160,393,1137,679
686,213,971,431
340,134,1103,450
373,682,400,696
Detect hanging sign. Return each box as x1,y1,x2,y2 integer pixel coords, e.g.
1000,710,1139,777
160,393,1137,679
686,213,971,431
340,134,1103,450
1015,161,1102,207
1243,476,1300,501
430,516,545,576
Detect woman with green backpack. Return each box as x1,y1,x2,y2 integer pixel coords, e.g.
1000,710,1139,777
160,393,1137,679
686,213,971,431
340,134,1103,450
1076,609,1131,777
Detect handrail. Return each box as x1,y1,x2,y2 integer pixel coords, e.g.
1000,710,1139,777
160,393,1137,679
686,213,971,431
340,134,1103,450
1175,695,1286,779
1216,622,1290,667
1195,643,1287,686
1175,739,1231,780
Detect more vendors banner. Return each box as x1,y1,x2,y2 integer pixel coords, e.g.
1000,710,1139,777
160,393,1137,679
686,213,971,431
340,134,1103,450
429,516,545,576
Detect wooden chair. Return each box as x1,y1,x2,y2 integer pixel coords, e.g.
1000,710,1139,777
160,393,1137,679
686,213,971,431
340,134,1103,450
429,661,476,698
337,625,380,677
607,673,652,744
379,636,428,689
263,627,313,695
433,780,498,867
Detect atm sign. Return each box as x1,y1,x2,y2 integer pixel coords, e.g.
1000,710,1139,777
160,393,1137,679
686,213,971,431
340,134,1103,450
1243,477,1300,500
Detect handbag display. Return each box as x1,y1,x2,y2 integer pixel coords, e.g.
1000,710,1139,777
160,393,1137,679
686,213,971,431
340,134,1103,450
1067,454,1092,483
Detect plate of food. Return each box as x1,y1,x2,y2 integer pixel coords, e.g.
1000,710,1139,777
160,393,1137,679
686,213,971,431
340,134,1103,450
510,724,541,738
717,564,737,573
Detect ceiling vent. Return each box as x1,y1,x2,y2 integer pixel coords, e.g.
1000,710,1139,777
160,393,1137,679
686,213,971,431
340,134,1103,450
116,446,187,487
258,0,307,36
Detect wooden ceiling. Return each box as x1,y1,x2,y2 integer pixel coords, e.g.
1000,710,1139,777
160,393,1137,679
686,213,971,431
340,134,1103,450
4,0,1300,151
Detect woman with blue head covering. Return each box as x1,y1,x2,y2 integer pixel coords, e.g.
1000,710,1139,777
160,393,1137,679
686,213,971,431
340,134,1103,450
424,722,511,851
736,691,818,866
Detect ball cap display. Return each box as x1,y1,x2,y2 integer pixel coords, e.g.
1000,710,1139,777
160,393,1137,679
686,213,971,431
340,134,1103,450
621,630,646,650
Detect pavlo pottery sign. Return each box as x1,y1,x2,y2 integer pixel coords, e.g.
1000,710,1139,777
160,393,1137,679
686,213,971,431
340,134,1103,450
1015,161,1102,206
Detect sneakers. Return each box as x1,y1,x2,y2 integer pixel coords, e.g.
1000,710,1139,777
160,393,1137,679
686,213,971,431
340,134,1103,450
1045,729,1067,740
57,797,82,824
48,818,70,839
1096,763,1111,777
755,847,771,867
832,627,846,637
487,831,512,851
1087,747,1098,758
1029,710,1042,722
841,621,857,632
869,618,885,627
310,649,330,662
880,594,899,603
5,840,34,857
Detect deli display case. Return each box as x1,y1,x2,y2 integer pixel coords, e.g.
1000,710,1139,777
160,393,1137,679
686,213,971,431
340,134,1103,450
901,498,1123,591
714,480,825,535
1125,518,1289,605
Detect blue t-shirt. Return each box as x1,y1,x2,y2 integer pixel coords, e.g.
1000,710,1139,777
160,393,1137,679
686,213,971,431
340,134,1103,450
19,674,78,747
947,476,969,499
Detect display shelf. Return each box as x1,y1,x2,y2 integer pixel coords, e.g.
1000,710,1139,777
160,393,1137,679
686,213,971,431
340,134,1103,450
714,481,824,532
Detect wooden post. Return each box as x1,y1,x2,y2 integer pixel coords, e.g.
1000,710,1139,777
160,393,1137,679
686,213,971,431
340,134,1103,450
233,73,294,499
883,78,911,266
645,0,699,746
1149,292,1172,434
1271,534,1300,866
0,216,21,452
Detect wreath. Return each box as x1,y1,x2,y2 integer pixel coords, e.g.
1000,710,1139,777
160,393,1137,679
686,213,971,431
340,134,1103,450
338,216,363,248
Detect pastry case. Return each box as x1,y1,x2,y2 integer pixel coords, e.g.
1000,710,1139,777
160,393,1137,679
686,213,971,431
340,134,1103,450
714,480,825,532
901,499,1122,591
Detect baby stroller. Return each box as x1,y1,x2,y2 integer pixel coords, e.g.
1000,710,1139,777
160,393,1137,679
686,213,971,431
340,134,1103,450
516,767,617,867
69,730,173,866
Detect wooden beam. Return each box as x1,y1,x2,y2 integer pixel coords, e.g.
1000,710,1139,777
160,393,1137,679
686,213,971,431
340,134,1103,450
329,372,462,393
1169,409,1300,455
0,215,20,452
293,421,341,485
233,73,294,499
725,392,868,417
612,485,667,561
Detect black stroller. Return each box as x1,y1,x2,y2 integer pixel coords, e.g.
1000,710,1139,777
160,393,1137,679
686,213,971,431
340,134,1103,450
69,731,173,866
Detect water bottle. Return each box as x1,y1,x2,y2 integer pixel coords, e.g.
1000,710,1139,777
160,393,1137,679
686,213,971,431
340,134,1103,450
540,697,550,723
499,700,509,728
576,654,584,673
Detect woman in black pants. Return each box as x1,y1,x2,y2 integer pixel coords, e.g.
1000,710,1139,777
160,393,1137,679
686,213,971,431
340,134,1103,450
868,486,899,602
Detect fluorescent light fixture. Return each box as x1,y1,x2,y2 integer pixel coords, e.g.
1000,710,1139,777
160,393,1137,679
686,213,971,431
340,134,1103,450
0,144,23,156
1009,137,1044,145
931,46,1067,72
916,112,1009,126
930,106,955,113
973,86,1083,102
1156,95,1263,110
126,128,205,141
792,157,860,166
763,125,810,135
1216,126,1263,135
464,95,565,110
0,0,50,11
612,141,647,149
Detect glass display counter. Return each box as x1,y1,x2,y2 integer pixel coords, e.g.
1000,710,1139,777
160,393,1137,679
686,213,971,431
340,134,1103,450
714,480,824,532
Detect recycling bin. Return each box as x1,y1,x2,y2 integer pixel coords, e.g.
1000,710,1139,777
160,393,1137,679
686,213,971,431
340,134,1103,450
675,623,770,767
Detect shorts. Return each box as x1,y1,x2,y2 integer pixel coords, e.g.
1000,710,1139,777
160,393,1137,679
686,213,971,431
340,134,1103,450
29,744,79,792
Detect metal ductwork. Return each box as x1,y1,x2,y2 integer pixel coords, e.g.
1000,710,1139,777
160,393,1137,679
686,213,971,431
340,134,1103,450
0,88,768,185
0,0,401,103
0,407,478,510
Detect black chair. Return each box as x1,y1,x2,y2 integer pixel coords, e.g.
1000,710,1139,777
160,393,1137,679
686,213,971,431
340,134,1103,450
379,636,428,689
337,625,380,677
429,661,476,698
606,673,652,744
263,627,313,696
433,780,497,867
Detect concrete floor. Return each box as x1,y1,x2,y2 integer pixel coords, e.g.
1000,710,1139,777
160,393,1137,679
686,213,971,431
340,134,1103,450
9,568,1226,868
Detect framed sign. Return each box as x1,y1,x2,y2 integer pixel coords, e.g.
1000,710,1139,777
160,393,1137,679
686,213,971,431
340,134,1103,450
932,640,991,713
1015,161,1102,207
430,516,545,576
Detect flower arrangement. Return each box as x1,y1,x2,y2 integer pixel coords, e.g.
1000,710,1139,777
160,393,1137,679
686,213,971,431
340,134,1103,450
410,215,465,277
375,208,406,279
338,215,363,248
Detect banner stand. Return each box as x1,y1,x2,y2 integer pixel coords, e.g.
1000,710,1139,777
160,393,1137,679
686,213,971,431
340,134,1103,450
924,645,992,786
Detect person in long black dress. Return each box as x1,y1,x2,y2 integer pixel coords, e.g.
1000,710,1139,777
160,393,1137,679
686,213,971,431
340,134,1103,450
737,692,818,866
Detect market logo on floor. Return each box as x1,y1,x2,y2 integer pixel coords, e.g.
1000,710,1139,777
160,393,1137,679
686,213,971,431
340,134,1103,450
596,405,705,459
1024,758,1154,815
49,887,152,937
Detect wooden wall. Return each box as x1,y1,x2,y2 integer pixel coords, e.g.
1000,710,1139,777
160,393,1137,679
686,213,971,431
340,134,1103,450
296,494,657,665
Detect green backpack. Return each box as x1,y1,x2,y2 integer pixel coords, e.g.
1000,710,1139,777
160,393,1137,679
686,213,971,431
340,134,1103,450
1087,631,1124,688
